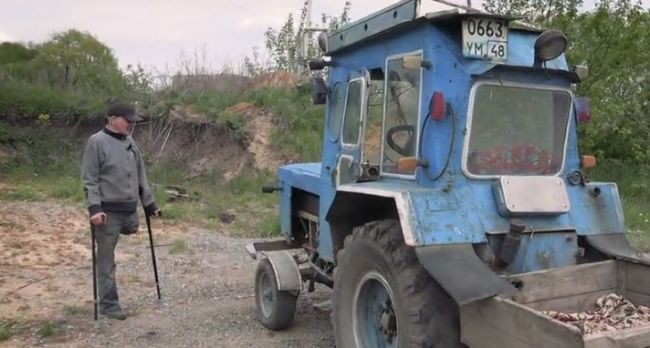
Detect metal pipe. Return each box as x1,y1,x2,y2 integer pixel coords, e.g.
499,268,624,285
497,220,526,268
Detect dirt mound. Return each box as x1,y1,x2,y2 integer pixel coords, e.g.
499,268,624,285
144,102,291,179
224,102,292,171
135,118,247,180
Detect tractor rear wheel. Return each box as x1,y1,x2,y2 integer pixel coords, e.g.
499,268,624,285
332,219,463,348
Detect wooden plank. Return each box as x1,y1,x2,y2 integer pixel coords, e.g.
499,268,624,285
625,262,650,295
461,297,583,348
508,261,618,304
525,289,616,312
584,325,650,348
626,290,650,308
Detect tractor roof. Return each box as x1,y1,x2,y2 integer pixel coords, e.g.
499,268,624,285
326,0,542,55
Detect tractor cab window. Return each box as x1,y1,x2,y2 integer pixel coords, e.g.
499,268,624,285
363,70,386,166
465,84,572,176
342,79,364,145
381,53,422,176
327,82,346,141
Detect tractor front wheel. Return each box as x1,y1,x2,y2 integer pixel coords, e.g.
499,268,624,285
254,258,297,330
332,219,463,348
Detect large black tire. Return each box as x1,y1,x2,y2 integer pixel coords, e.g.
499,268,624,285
254,258,298,330
332,219,462,348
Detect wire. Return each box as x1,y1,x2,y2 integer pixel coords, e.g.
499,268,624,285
419,103,456,181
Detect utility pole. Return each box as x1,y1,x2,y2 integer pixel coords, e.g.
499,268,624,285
299,0,313,76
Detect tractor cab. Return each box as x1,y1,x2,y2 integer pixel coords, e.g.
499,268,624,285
317,6,580,188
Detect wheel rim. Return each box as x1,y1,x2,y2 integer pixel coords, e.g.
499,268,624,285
352,270,399,348
258,270,274,318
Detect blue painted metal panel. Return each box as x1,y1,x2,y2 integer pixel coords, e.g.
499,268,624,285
278,163,322,239
570,182,626,234
278,162,322,195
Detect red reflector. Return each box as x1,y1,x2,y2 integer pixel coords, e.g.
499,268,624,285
429,91,446,121
575,97,591,123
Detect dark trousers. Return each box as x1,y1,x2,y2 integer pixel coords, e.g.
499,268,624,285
95,211,139,312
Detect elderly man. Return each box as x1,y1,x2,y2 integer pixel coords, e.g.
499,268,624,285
81,102,160,320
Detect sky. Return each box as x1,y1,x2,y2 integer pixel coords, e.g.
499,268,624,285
1,0,648,74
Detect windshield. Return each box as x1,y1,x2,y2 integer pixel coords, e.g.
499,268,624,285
465,84,572,176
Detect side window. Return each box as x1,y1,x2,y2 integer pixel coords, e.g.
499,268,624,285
382,53,422,176
363,78,385,165
342,79,363,145
328,82,346,141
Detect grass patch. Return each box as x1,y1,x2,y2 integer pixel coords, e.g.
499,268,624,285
148,162,279,237
63,304,90,316
168,238,188,254
0,319,14,341
590,159,650,251
0,185,40,201
0,122,84,204
38,321,55,338
256,213,281,238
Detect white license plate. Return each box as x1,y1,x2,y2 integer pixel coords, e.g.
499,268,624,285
462,18,508,62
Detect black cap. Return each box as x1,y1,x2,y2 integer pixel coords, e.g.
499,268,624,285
107,102,142,122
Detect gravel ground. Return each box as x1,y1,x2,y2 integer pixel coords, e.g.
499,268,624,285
0,202,334,347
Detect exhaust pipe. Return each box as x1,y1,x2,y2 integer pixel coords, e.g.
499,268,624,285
496,220,526,268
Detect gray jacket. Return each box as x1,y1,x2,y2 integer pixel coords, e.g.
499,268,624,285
81,128,157,216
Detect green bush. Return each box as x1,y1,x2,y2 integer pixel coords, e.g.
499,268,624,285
0,81,104,121
0,319,14,341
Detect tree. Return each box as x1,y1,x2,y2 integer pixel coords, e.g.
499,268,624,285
264,1,352,74
0,42,37,65
34,29,127,95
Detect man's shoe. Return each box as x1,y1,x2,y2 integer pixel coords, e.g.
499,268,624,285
101,308,127,320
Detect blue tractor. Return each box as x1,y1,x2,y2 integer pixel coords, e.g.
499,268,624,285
247,1,650,346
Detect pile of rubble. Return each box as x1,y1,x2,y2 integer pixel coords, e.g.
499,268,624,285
544,293,650,335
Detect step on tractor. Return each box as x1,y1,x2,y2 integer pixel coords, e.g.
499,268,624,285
246,0,650,346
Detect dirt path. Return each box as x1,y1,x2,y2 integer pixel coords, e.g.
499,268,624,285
0,202,334,347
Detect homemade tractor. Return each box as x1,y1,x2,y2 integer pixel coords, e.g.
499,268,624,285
247,1,650,346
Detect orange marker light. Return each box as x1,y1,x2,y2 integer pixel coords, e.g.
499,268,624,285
581,155,597,169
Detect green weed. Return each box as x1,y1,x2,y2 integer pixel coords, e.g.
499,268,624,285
0,319,13,341
256,213,281,238
168,238,188,254
38,321,55,338
63,304,90,316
